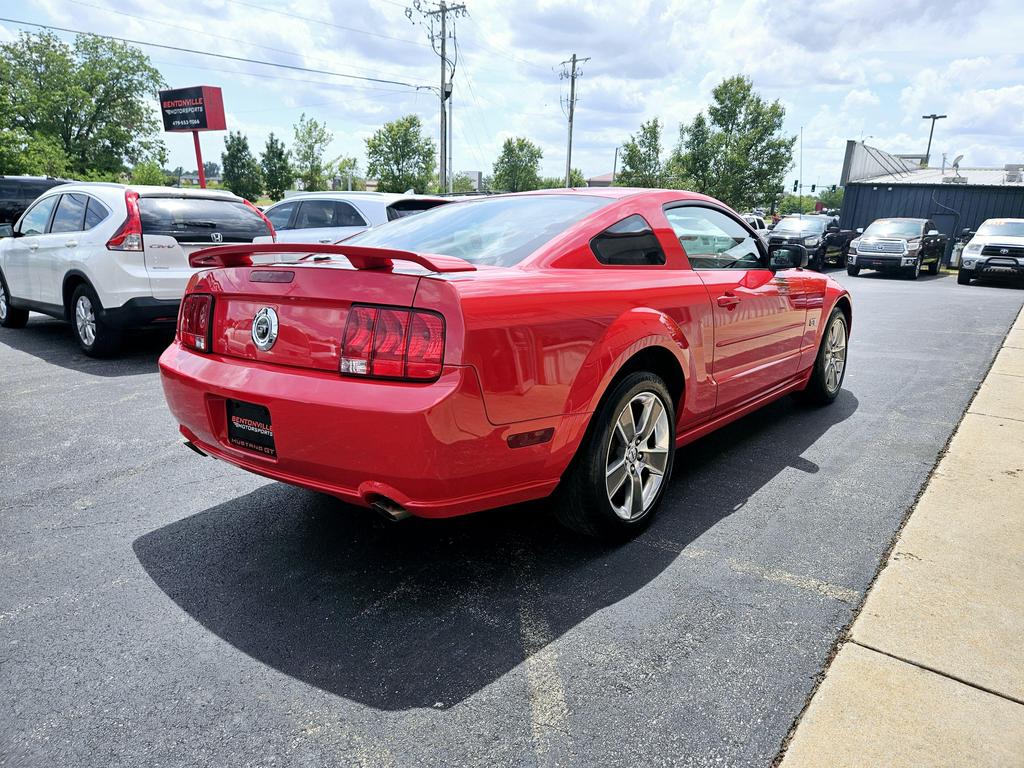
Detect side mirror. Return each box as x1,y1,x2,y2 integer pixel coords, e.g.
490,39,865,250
769,243,809,270
0,224,13,238
856,227,864,234
961,228,973,236
766,223,775,230
927,229,939,236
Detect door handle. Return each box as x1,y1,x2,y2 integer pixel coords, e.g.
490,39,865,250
28,243,39,250
717,294,741,308
65,240,78,248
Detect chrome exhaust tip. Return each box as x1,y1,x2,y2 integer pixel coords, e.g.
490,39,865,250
369,496,411,522
182,439,208,457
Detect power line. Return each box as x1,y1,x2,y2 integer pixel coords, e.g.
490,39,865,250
66,0,424,83
0,16,430,91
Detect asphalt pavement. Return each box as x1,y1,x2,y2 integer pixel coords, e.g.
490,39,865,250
2,270,1022,767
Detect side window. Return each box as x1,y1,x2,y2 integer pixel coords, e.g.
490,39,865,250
50,193,89,233
334,202,367,227
590,214,666,266
84,197,109,230
16,195,58,236
265,201,296,230
295,200,335,229
665,206,763,270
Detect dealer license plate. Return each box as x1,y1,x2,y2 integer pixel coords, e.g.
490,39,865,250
226,400,276,457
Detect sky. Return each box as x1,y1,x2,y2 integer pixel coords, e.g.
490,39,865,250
4,0,1024,191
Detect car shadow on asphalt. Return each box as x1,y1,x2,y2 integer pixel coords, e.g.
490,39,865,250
0,316,172,376
133,389,859,711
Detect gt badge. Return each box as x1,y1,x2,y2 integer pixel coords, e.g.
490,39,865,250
251,307,279,351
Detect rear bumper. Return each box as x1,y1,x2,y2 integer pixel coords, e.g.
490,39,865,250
158,342,588,517
102,297,181,329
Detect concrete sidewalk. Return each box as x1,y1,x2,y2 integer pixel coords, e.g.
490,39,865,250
778,307,1024,768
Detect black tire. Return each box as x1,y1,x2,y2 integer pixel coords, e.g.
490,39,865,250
957,269,972,285
907,256,922,280
927,256,941,275
70,283,122,357
554,371,676,539
797,306,848,406
847,265,860,276
0,271,29,329
838,249,848,268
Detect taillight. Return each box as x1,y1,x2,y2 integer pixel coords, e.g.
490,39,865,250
179,294,213,352
340,305,445,381
106,189,143,251
244,199,276,241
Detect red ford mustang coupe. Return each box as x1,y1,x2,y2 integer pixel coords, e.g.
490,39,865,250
159,189,851,537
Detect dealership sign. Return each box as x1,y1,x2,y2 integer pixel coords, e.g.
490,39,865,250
158,85,226,133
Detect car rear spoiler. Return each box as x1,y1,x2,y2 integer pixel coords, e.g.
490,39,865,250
188,243,477,272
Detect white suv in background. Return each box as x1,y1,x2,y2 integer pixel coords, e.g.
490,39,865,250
0,183,274,356
260,191,448,244
958,218,1024,285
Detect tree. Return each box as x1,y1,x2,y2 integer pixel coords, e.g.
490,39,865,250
616,119,664,187
537,168,586,188
0,129,70,176
260,133,292,201
365,115,436,193
130,160,166,186
293,113,333,191
451,173,478,193
335,156,366,191
203,161,220,179
221,131,264,202
669,75,796,210
491,137,543,192
777,193,818,215
817,186,844,210
0,31,166,175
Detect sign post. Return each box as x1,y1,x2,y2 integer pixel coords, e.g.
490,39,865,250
158,86,227,189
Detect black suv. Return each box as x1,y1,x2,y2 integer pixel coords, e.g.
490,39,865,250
0,176,69,229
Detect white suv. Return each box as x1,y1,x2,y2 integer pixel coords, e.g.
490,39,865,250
260,191,448,244
958,218,1024,285
0,183,274,355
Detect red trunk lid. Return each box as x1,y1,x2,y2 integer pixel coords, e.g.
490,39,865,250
206,264,423,371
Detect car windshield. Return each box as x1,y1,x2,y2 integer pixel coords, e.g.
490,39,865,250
976,219,1024,238
773,217,825,234
345,194,610,266
863,219,922,238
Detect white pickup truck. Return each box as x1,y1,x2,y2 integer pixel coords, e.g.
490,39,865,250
958,218,1024,285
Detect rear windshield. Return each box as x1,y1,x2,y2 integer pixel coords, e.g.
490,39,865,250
385,199,449,221
863,219,922,238
976,219,1024,238
347,194,610,266
138,196,270,243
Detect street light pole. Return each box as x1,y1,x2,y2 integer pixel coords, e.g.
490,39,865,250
921,113,947,168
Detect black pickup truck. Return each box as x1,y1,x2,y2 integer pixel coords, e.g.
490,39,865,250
767,215,857,270
847,218,948,279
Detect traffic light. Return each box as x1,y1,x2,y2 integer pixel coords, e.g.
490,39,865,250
831,184,837,192
811,184,816,193
793,180,798,192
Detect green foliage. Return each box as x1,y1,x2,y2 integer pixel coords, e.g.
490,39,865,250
203,161,220,178
669,75,795,210
292,113,334,192
365,115,436,193
335,156,366,191
0,129,70,176
452,172,477,193
0,31,166,176
537,168,587,189
492,137,543,192
220,131,264,202
260,133,292,201
130,160,167,186
816,186,844,210
777,193,818,215
616,119,665,187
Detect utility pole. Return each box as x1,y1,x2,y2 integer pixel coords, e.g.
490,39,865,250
921,113,947,167
560,53,589,187
799,125,803,218
407,0,467,192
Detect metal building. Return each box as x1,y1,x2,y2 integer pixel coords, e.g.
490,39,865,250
838,141,1024,251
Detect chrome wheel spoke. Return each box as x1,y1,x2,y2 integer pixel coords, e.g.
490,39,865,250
637,396,664,444
616,403,636,443
644,446,669,475
606,458,628,497
628,472,644,517
606,390,672,521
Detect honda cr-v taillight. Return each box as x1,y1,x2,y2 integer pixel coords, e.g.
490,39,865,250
340,305,445,381
179,294,214,352
106,189,143,251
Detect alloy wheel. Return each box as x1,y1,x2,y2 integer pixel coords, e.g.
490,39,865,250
75,295,96,347
605,391,671,520
0,289,7,322
822,315,847,394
